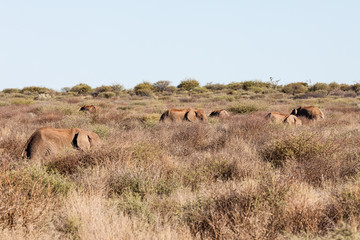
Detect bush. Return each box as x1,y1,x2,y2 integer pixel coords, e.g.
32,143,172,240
247,86,264,93
350,83,360,94
192,87,209,93
134,82,154,96
21,86,53,95
153,81,171,92
141,114,161,128
93,84,124,97
329,82,340,90
135,88,153,97
227,82,243,90
310,83,329,92
2,88,20,94
177,78,200,91
262,133,327,168
10,98,34,105
204,83,226,91
340,84,350,91
70,83,92,95
282,82,308,95
98,92,116,98
242,80,270,91
0,165,72,230
227,103,264,114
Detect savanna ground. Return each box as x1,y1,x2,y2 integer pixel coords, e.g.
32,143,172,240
1,81,360,239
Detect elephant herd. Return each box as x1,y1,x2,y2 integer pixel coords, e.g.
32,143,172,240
266,106,324,126
22,104,324,160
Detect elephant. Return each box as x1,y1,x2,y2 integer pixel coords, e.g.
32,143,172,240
22,127,101,160
209,109,230,118
160,108,208,123
290,106,324,120
79,105,98,113
265,112,302,126
283,114,302,125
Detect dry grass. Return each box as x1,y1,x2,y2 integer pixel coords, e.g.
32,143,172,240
2,92,360,239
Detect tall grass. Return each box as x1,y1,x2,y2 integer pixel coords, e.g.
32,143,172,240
1,93,360,239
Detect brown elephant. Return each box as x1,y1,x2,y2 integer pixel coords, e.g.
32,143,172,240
79,105,98,113
160,108,208,123
283,115,302,125
209,109,230,118
22,127,101,160
265,112,302,125
290,106,324,120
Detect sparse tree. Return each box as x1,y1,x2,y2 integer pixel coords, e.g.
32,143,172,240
153,81,171,92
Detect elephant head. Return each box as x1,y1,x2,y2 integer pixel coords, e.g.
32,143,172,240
185,109,208,122
283,115,302,125
290,108,299,115
79,105,98,113
72,129,101,150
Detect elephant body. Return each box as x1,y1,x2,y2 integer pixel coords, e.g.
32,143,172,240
79,105,98,113
22,127,101,160
209,109,230,118
291,106,324,120
160,108,207,123
265,112,302,125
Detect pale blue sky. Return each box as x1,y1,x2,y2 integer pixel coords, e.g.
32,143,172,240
1,1,359,90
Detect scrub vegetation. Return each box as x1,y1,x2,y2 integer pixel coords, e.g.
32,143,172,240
1,79,360,239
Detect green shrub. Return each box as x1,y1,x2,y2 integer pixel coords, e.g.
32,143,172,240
135,88,153,97
204,83,226,91
29,166,75,196
2,88,20,94
117,192,152,221
310,83,329,92
351,83,360,94
242,80,270,91
247,86,264,93
227,82,243,90
10,98,34,105
0,101,8,106
110,174,153,198
93,124,111,138
21,86,54,94
192,87,209,93
70,83,93,95
282,82,308,95
177,78,200,91
131,142,163,165
329,82,340,90
134,82,154,96
141,114,161,128
227,103,263,114
98,91,116,98
340,84,350,91
262,133,327,167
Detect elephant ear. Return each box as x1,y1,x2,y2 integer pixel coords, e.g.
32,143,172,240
185,110,197,122
73,131,92,150
196,110,207,122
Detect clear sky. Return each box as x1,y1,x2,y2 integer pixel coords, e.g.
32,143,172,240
1,0,359,91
